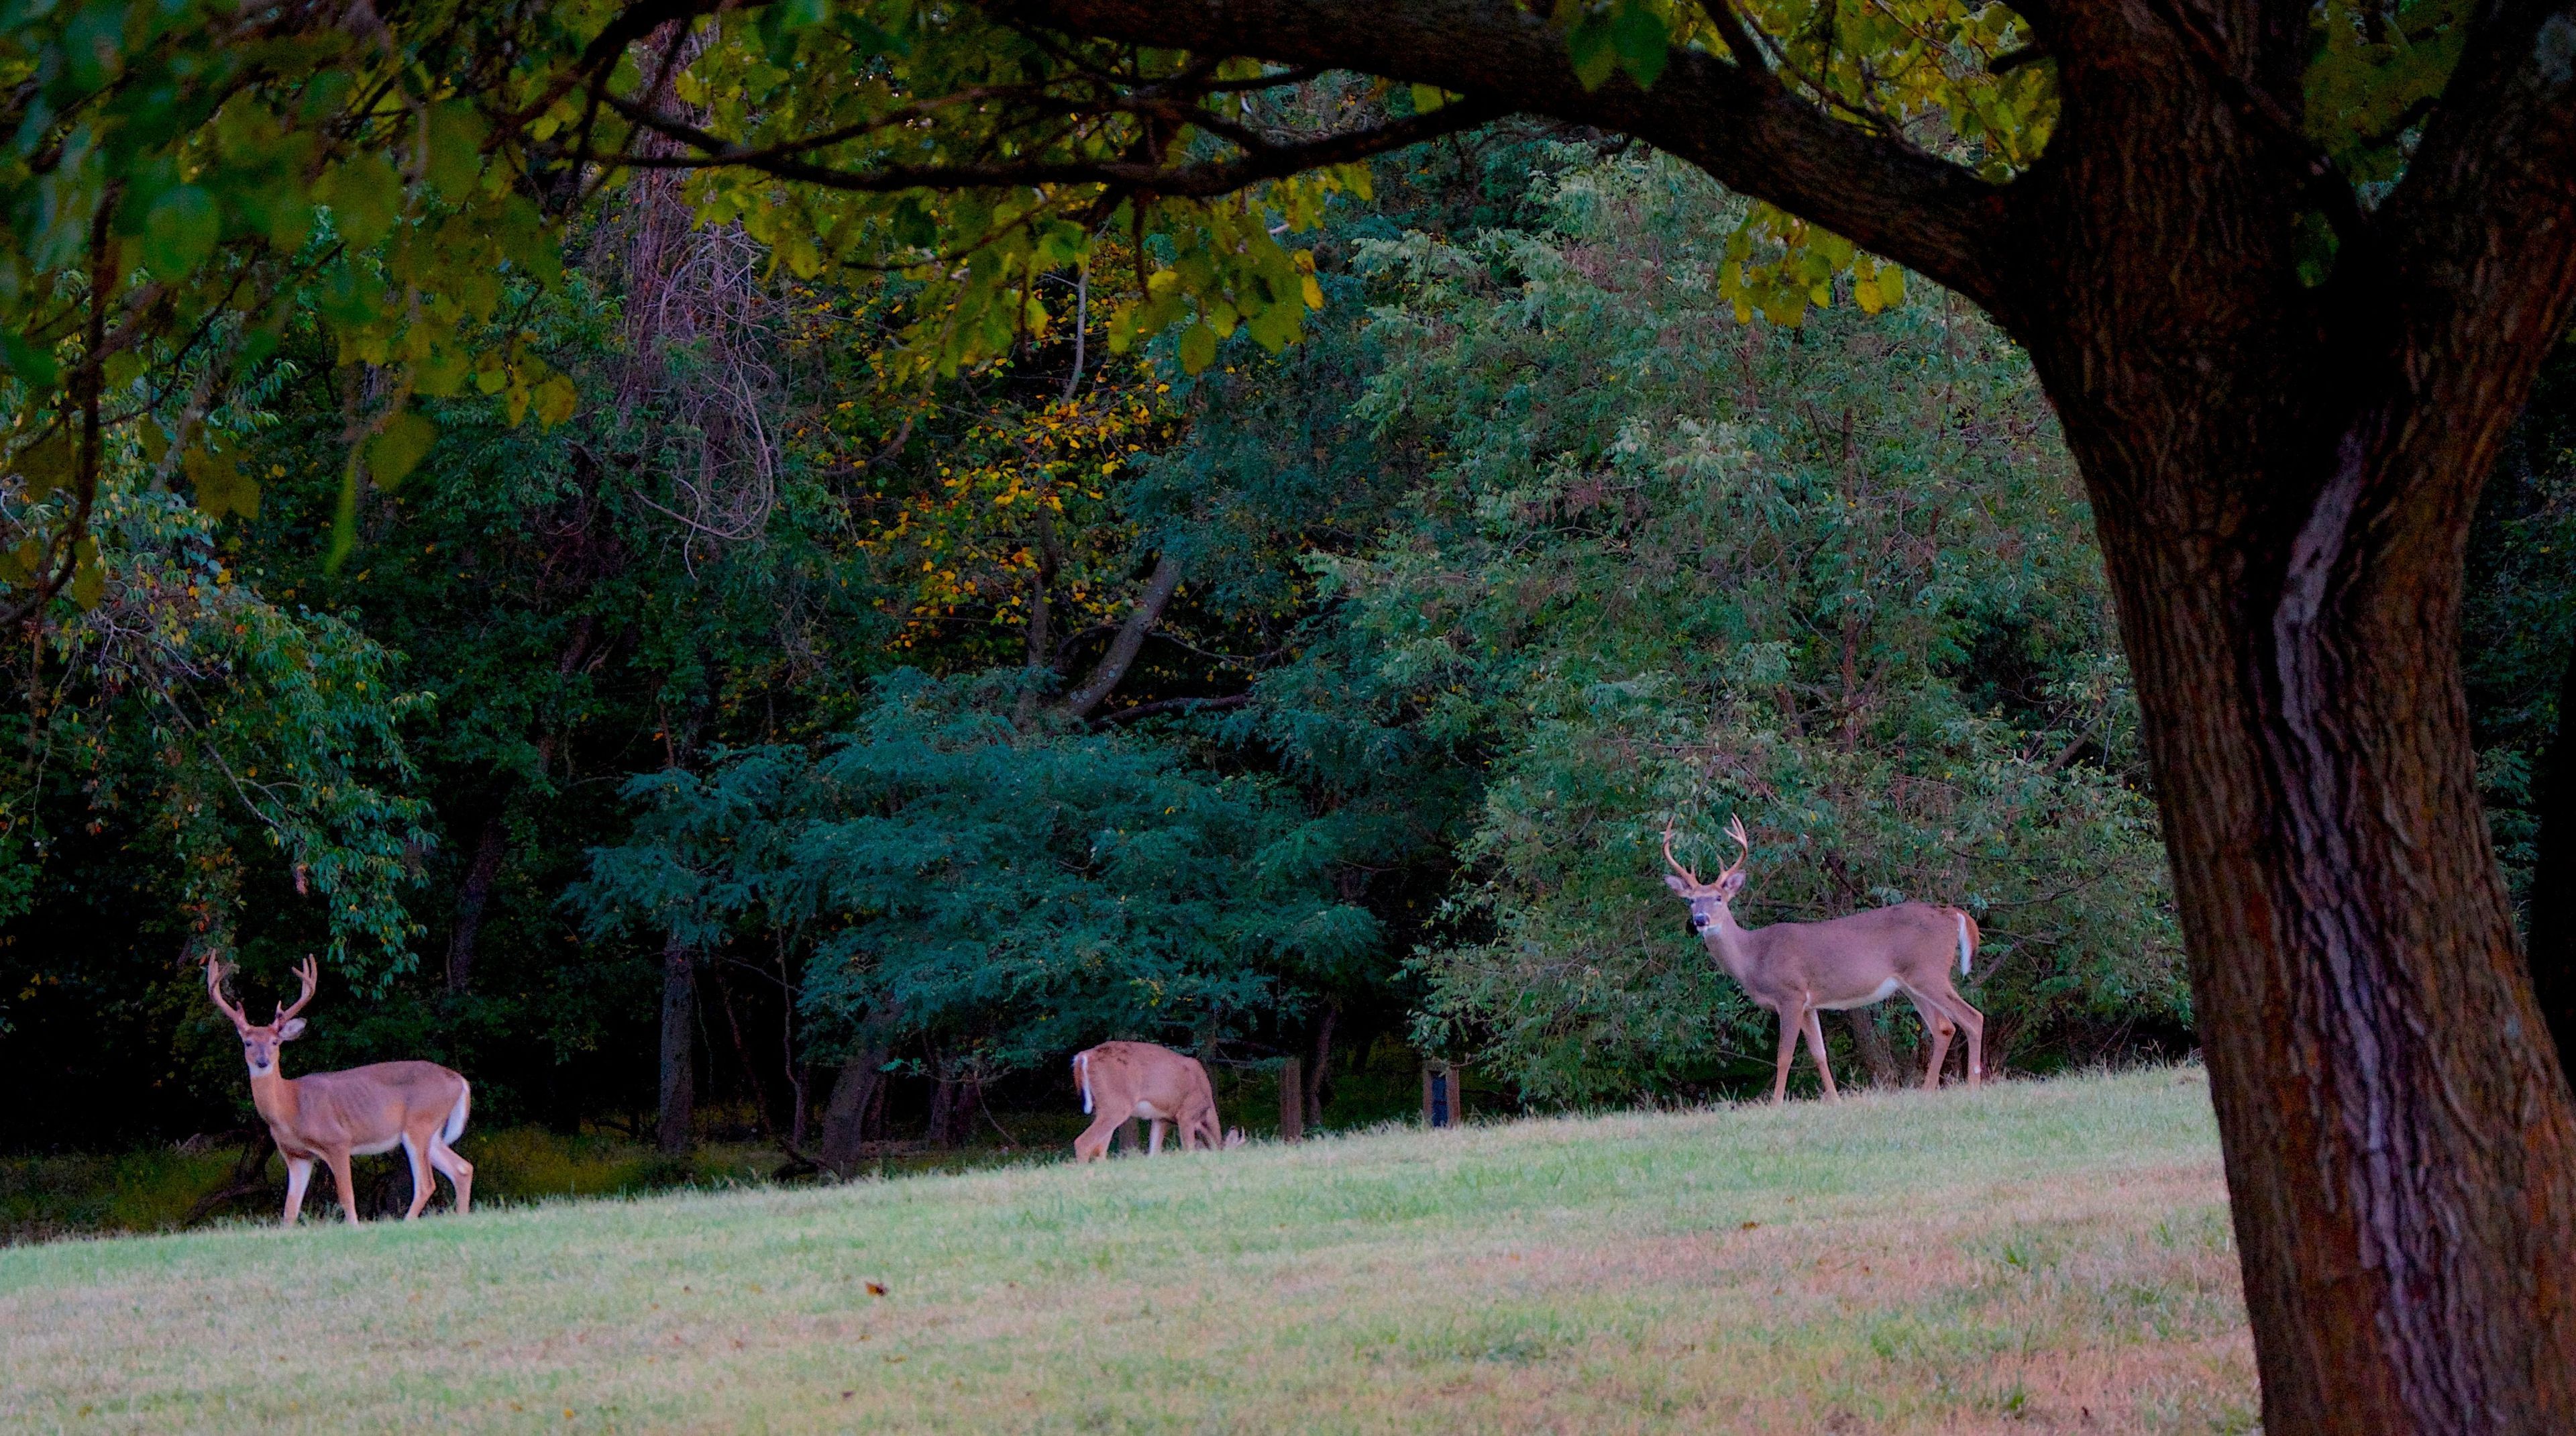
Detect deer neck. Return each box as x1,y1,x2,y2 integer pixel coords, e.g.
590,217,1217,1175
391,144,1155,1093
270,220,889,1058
1699,908,1762,986
248,1066,301,1131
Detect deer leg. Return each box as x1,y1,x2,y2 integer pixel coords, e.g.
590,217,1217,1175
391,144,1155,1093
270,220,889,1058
1947,991,1987,1088
1801,1007,1841,1102
428,1137,474,1213
400,1133,434,1220
325,1150,361,1227
1147,1119,1169,1156
281,1156,314,1227
1911,996,1955,1090
1073,1109,1125,1162
1771,1007,1802,1104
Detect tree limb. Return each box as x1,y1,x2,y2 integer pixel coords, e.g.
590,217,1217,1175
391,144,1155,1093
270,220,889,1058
590,89,1509,199
990,0,2013,306
1061,552,1182,718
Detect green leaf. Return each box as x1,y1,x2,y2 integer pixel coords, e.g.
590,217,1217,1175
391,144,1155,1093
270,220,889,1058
143,186,220,276
2293,209,2340,289
68,538,103,610
1566,15,1621,91
533,374,580,428
319,154,402,251
0,332,60,389
1177,323,1218,375
0,539,38,590
1610,1,1670,87
1410,84,1450,115
366,411,439,489
183,446,261,520
14,428,73,501
423,102,489,204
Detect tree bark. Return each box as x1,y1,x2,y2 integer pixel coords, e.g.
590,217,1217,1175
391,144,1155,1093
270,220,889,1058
926,1068,972,1149
815,1010,898,1176
2530,641,2576,1080
1061,553,1182,718
1841,1009,1900,1088
1305,1001,1337,1130
655,931,696,1157
445,813,507,994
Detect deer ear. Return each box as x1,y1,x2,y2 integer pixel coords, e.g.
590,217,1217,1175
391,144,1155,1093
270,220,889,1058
1717,871,1746,900
1662,872,1695,894
276,1017,307,1041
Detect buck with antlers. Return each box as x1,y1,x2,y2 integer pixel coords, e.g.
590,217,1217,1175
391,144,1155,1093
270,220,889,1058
1069,1041,1244,1161
1662,817,1985,1103
204,956,474,1226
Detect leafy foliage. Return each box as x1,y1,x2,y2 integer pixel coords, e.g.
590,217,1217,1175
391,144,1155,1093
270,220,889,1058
574,670,1381,1070
1291,155,2183,1098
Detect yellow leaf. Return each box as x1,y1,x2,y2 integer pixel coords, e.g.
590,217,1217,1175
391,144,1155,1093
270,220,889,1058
533,375,580,428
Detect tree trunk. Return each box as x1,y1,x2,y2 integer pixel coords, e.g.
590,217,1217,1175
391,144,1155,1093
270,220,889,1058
926,1068,973,1149
1305,1001,1337,1130
1061,553,1183,717
2530,640,2576,1080
816,1012,898,1176
1841,1009,1900,1088
445,813,506,994
655,931,696,1157
2021,285,2576,1427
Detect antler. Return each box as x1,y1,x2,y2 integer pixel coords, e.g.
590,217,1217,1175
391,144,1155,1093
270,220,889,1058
274,956,319,1025
1662,817,1706,887
1720,815,1753,885
204,956,249,1029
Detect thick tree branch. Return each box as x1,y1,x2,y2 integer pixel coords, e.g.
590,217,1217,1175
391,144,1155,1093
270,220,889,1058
2347,0,2576,533
1061,553,1182,718
2383,0,2576,377
991,0,2014,307
593,89,1507,198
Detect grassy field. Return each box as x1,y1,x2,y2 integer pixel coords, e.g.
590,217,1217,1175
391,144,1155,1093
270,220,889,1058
0,1066,2251,1434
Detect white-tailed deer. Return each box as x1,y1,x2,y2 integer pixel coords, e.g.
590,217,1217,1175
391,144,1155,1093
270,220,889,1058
1069,1041,1243,1160
205,956,474,1225
1662,817,1985,1103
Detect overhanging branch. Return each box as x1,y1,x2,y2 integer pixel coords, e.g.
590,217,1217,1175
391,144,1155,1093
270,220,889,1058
586,89,1507,199
991,0,2014,307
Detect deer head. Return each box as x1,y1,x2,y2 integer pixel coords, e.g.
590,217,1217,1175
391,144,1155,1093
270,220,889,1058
1662,815,1752,934
206,956,318,1078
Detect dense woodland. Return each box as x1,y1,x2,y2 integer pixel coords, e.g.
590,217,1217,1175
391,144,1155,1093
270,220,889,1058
0,127,2563,1165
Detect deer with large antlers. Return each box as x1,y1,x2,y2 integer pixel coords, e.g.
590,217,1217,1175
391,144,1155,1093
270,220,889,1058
1662,817,1984,1103
1069,1041,1243,1161
205,956,474,1226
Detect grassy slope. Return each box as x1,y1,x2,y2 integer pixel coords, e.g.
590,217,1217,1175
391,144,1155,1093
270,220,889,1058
0,1068,2250,1435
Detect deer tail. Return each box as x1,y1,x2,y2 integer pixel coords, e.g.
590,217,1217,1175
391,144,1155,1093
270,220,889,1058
442,1080,472,1145
1074,1052,1093,1115
1955,911,1979,976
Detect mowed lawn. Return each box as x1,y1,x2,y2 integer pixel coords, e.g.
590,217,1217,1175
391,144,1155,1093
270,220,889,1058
0,1067,2251,1434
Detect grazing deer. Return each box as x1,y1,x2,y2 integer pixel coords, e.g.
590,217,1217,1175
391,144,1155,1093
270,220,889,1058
204,956,474,1226
1662,817,1985,1103
1069,1041,1243,1161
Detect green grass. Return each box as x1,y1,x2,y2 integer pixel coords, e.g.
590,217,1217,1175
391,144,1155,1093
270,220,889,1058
0,1066,2253,1433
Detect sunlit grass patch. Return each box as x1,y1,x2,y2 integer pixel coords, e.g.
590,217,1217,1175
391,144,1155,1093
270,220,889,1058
0,1066,2249,1433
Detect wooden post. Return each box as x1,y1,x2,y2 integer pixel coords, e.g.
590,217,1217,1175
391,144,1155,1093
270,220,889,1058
1424,1060,1458,1129
1279,1057,1304,1142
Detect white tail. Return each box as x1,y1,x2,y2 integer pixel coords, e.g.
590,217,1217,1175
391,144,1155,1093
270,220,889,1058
443,1081,472,1145
205,956,476,1226
1664,817,1986,1101
1067,1042,1230,1161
